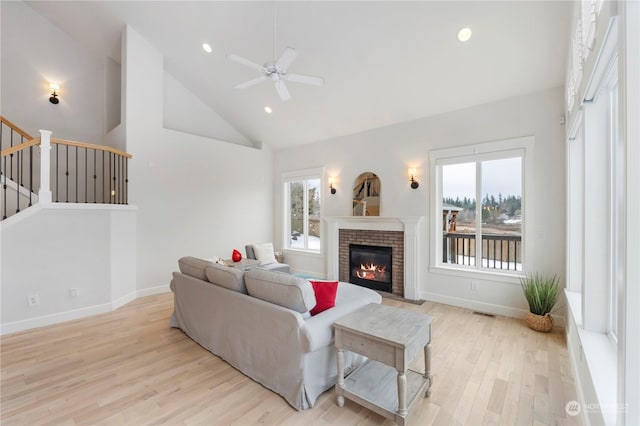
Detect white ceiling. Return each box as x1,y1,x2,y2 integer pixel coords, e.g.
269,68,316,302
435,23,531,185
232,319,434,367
26,1,573,150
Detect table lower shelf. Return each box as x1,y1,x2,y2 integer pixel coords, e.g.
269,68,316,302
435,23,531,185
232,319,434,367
341,359,430,423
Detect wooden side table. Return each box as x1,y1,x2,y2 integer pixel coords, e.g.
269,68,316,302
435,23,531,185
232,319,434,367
334,303,433,426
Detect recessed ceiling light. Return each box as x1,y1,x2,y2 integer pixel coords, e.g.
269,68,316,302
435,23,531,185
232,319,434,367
264,106,272,114
202,43,212,53
457,27,472,42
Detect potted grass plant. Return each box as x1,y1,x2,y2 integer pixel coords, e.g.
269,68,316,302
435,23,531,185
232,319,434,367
520,273,560,332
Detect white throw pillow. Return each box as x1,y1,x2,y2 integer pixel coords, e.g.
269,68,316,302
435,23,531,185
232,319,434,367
253,243,277,264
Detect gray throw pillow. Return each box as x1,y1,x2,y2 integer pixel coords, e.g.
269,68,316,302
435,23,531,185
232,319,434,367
205,263,247,294
245,269,316,315
178,256,215,281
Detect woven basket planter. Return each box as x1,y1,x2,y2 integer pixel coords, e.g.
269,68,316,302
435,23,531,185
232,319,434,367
526,312,553,332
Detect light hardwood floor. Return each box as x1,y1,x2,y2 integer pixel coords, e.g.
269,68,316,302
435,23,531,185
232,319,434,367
1,293,580,426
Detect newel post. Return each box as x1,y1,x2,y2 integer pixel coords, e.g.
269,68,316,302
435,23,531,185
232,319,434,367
38,130,52,204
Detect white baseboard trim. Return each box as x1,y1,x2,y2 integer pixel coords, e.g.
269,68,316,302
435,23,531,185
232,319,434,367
422,291,528,318
137,284,170,298
112,291,137,310
0,302,112,335
1,286,171,336
421,291,566,330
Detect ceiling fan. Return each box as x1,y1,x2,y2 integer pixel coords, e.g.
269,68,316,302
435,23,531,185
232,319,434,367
225,3,324,102
226,48,324,102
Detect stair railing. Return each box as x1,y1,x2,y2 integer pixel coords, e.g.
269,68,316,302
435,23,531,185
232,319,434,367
1,116,132,220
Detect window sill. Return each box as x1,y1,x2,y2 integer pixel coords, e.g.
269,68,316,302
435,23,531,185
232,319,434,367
566,289,618,426
283,248,323,258
429,264,523,284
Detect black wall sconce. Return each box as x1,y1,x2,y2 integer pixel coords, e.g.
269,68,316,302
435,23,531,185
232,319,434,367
409,168,419,189
49,83,60,104
329,177,337,194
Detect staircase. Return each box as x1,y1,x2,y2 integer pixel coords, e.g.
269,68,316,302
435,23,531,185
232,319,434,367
1,116,132,220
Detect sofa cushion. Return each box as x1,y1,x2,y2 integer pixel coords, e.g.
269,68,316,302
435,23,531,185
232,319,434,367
245,269,316,315
253,243,277,264
309,280,339,316
205,263,247,294
178,256,215,281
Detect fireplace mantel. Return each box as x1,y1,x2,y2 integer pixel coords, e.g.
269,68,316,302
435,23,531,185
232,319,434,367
325,216,425,300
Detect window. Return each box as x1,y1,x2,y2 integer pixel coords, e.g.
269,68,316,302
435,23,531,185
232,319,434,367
283,168,323,252
606,62,622,343
430,137,533,277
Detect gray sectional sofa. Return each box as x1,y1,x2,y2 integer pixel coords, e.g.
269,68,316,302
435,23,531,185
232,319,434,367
169,256,382,410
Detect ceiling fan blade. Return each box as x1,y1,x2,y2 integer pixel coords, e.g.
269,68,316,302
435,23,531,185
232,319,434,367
235,76,267,89
226,53,266,73
286,73,324,87
274,80,291,101
275,47,298,71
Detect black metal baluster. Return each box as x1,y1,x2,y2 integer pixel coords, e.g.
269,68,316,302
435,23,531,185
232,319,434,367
10,129,13,181
124,157,128,204
65,145,69,202
114,154,117,204
2,157,6,219
85,147,88,203
20,135,24,187
117,155,121,204
16,150,20,213
75,146,78,203
109,152,112,204
93,149,97,203
56,143,59,202
29,146,33,206
102,151,105,203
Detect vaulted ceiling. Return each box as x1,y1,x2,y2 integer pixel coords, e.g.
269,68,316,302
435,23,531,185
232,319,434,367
26,1,573,150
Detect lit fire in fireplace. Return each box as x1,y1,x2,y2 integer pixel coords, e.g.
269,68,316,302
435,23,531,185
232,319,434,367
355,263,387,280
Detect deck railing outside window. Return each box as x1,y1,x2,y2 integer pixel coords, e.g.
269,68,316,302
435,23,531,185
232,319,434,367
443,232,522,271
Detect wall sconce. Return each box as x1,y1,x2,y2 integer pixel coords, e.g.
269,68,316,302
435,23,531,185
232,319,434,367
49,83,60,104
408,168,419,189
329,177,337,194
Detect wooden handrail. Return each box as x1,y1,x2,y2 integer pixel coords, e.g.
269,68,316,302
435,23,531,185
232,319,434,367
51,138,132,158
0,138,41,157
1,137,133,159
0,115,33,140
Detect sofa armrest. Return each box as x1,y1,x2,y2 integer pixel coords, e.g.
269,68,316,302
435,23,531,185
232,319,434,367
300,282,381,352
300,300,372,352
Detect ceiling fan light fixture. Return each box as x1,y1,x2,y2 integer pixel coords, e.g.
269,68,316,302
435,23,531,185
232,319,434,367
264,106,273,114
457,27,472,42
202,43,212,53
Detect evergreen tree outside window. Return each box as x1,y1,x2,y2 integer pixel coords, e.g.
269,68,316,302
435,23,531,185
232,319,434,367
284,169,323,252
430,137,534,277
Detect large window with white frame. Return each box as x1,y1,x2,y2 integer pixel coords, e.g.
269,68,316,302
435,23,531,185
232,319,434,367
430,137,533,277
283,168,323,253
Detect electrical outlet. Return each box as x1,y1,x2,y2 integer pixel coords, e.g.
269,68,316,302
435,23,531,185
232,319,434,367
69,288,80,298
471,280,479,291
27,294,40,307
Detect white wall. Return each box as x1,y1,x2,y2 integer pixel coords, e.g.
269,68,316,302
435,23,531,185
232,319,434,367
0,1,112,146
0,204,137,334
123,26,274,291
274,87,566,316
163,71,253,147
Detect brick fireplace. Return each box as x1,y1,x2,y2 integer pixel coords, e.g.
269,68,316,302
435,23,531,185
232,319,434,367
339,229,404,296
325,216,425,300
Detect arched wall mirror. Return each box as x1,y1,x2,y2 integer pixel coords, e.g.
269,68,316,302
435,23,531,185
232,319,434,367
353,172,381,216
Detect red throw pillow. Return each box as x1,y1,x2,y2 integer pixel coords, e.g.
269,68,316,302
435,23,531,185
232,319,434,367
309,280,339,316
